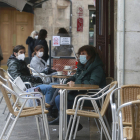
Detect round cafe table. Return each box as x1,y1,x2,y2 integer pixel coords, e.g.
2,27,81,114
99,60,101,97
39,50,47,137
52,84,99,140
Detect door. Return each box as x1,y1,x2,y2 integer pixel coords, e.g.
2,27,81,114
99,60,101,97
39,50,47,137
0,8,34,65
96,0,114,77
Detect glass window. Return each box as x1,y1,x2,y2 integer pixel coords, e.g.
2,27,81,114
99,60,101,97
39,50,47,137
89,10,96,46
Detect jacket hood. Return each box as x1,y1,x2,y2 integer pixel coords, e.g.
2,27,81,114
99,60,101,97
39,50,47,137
7,54,23,66
26,36,34,45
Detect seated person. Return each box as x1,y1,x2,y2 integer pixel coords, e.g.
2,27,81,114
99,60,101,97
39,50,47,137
30,45,56,76
7,45,56,104
49,45,106,127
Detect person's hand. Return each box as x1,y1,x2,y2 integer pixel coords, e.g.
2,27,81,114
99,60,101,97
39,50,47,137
67,81,75,87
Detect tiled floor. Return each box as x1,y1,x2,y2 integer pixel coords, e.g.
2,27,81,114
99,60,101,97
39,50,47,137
0,94,100,140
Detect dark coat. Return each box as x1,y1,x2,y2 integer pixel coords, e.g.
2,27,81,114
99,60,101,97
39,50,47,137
66,54,106,101
7,54,43,84
34,39,49,62
66,54,106,88
26,36,36,61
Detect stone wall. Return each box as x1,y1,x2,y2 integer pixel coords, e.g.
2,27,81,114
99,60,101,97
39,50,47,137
34,0,94,55
117,0,140,86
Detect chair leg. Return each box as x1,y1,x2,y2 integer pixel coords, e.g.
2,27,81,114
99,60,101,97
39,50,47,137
94,118,101,134
68,114,77,140
5,115,20,140
0,96,3,103
73,116,81,139
35,115,41,140
99,117,111,140
45,114,50,140
100,126,103,140
2,104,7,114
5,103,14,121
0,114,12,139
65,115,73,140
42,113,50,140
103,115,112,136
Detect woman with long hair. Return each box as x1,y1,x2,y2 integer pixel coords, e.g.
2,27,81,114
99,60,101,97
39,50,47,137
34,29,49,62
49,45,106,127
26,30,38,61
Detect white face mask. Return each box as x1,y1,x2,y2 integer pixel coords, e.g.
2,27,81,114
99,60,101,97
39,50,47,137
34,35,38,39
17,54,25,61
38,52,44,58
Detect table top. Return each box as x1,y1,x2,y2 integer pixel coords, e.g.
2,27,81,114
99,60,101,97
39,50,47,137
52,75,72,78
52,84,99,90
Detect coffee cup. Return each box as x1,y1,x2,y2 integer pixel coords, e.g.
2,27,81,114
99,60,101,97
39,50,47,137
57,71,63,75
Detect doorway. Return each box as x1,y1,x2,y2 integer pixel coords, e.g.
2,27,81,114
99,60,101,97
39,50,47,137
0,8,34,65
96,0,114,77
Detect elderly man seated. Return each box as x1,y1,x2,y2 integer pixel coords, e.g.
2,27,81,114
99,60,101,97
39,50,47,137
7,45,56,104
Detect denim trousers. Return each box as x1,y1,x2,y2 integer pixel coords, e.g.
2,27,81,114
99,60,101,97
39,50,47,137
36,84,56,104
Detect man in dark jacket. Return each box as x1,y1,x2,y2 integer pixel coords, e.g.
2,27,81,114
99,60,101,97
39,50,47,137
7,45,55,103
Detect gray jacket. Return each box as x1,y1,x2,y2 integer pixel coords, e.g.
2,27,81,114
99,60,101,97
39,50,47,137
30,55,48,73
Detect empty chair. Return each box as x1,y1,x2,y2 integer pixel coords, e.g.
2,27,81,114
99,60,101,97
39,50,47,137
0,81,50,140
66,81,117,140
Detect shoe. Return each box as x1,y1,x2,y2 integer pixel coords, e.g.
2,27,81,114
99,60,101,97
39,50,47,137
49,116,59,125
77,123,83,131
47,115,56,122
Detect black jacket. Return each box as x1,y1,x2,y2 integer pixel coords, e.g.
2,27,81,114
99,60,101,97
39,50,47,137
7,54,43,84
34,39,49,62
26,36,36,61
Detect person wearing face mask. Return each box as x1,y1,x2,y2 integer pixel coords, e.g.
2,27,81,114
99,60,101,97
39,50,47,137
7,45,56,105
49,45,106,127
34,29,49,62
26,30,38,62
30,45,56,76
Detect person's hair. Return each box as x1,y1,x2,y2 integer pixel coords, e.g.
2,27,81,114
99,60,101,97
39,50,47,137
32,45,44,57
58,28,68,34
77,45,97,63
30,30,38,39
13,45,25,54
38,29,47,40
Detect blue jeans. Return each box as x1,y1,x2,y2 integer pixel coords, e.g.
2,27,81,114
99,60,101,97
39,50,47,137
36,84,56,104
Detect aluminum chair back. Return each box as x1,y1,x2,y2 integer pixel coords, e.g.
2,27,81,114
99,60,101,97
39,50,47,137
27,64,32,74
116,100,140,140
0,68,7,84
7,71,14,81
5,75,17,103
121,85,140,125
0,81,16,115
100,81,118,116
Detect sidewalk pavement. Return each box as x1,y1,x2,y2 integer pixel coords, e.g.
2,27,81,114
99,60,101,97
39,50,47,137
0,94,100,140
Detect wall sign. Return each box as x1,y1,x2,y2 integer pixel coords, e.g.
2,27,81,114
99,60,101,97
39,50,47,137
77,6,84,32
77,18,83,32
61,37,71,45
53,36,60,46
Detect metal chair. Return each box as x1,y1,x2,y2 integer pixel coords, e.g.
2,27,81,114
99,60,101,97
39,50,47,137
110,96,140,140
110,85,140,140
65,81,117,140
27,64,52,84
0,68,12,114
0,81,50,140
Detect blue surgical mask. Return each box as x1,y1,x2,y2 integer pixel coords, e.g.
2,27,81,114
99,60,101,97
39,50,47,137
79,55,88,64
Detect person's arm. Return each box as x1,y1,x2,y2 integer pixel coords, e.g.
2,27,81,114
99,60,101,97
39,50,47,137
8,61,42,83
83,66,104,85
30,58,45,73
65,74,76,83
